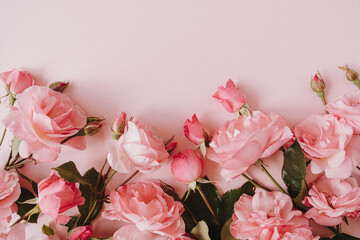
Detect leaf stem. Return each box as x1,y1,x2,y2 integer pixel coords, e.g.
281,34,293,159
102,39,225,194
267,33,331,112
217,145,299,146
195,183,220,224
255,161,286,194
241,173,271,191
0,128,7,147
117,170,140,188
5,158,34,170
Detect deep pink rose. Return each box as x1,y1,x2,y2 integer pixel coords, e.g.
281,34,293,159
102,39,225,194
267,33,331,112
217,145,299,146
0,69,33,95
0,222,25,240
207,111,292,180
213,79,247,113
325,91,360,134
184,114,210,145
69,226,93,240
0,170,21,232
230,190,317,240
303,175,360,226
38,171,85,224
294,114,360,179
103,181,185,239
171,149,203,184
2,86,87,162
106,119,169,173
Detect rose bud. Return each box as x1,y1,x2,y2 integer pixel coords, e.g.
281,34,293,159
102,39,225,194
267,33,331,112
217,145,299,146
0,69,33,95
184,114,210,145
84,117,104,136
171,149,203,184
165,142,178,154
69,226,93,240
310,73,325,93
213,79,247,113
339,65,360,89
48,81,69,92
112,113,127,140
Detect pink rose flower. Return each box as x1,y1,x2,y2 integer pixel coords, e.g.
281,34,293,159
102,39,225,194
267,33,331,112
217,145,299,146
184,114,210,145
103,181,185,239
213,79,247,113
2,86,87,162
303,175,360,226
207,111,293,180
113,224,168,240
294,114,360,179
69,226,93,240
230,190,317,240
106,119,169,173
38,171,85,224
325,91,360,134
0,170,21,232
171,149,203,184
0,222,25,240
0,69,34,95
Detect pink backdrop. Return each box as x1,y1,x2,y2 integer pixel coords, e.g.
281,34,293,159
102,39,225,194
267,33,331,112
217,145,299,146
1,0,360,239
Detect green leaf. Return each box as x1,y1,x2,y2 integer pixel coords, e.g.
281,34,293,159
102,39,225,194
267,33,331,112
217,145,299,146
65,216,80,229
183,177,221,240
330,234,360,240
15,169,38,194
54,161,88,185
42,224,54,236
219,181,254,224
11,137,21,159
16,187,39,223
281,140,307,198
221,218,237,240
190,221,211,240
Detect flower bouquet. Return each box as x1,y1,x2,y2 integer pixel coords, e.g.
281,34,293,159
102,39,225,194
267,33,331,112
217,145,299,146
1,66,360,240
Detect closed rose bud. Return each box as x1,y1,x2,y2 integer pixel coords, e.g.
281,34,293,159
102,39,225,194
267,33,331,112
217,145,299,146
310,73,325,93
48,81,69,92
112,113,127,140
171,149,203,184
84,117,104,136
165,142,177,154
339,65,359,82
69,226,93,240
213,79,247,113
0,69,33,95
184,114,210,145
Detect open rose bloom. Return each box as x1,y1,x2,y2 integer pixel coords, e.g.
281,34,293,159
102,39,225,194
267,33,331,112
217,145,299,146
207,111,292,180
2,86,87,162
230,190,318,240
103,181,185,239
294,114,360,179
303,175,360,226
106,119,169,173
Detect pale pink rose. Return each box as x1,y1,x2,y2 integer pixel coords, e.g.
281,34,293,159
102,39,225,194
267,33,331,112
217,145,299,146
303,175,360,226
113,224,168,240
230,190,317,240
325,91,360,134
0,69,33,95
184,114,210,145
0,223,25,240
38,171,85,224
69,225,93,240
0,170,21,232
207,111,293,180
171,149,203,184
294,114,360,179
213,79,247,113
103,181,185,239
106,119,169,173
2,86,87,162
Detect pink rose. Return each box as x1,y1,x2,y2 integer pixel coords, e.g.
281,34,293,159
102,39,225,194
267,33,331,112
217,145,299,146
0,69,33,95
0,170,21,232
171,149,203,184
213,79,247,113
294,114,360,179
230,190,317,240
0,222,25,240
2,86,87,162
325,91,360,134
303,175,360,226
207,111,293,180
103,181,185,239
38,171,85,224
113,224,168,240
184,114,210,145
106,119,169,173
69,226,93,240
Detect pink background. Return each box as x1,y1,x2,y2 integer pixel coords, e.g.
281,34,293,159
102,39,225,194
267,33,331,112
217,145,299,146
1,0,360,239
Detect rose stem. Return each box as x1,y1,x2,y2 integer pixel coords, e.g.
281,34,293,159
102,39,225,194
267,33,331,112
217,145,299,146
118,170,140,188
183,203,198,225
96,158,108,189
241,173,271,192
5,158,34,170
0,128,6,147
255,161,286,194
195,184,220,224
4,150,12,169
357,166,360,171
336,224,342,234
83,201,98,225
